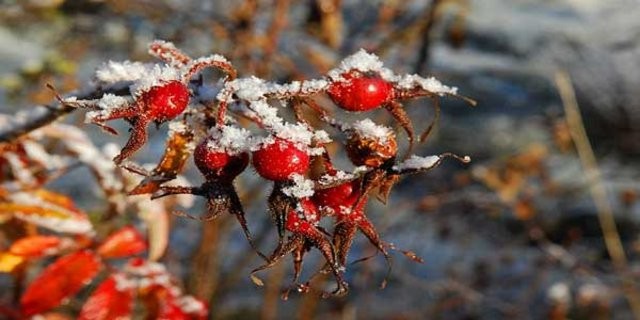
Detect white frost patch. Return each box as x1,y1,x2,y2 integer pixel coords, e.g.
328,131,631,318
392,74,458,95
217,75,330,155
168,120,189,135
393,155,440,171
9,192,95,235
221,77,328,102
243,101,327,155
178,295,207,315
318,170,355,186
4,153,35,185
225,76,269,101
125,260,167,276
188,54,230,67
56,125,123,193
206,125,253,155
113,273,138,292
351,119,392,142
15,213,94,235
97,93,129,110
328,49,386,81
270,79,330,96
95,60,151,84
273,122,315,146
21,141,66,169
282,174,315,198
129,64,180,96
247,100,281,128
353,165,369,174
313,130,331,144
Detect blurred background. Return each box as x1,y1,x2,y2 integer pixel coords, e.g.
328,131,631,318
1,0,640,319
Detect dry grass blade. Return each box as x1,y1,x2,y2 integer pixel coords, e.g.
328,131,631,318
555,70,640,318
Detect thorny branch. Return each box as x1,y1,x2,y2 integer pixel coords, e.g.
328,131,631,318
0,86,108,144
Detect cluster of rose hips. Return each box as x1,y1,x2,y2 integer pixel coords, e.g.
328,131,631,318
60,41,471,298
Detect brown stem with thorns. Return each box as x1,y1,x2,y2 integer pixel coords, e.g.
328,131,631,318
182,59,238,84
148,41,192,67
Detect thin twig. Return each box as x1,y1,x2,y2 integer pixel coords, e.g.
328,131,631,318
0,85,118,144
555,70,640,319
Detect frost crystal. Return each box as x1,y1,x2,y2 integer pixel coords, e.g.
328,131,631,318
15,214,95,235
95,61,151,84
113,273,138,292
351,119,392,142
95,60,181,96
84,93,130,123
328,49,385,80
97,94,129,110
282,174,315,198
9,192,95,235
206,125,253,155
393,155,440,171
189,54,230,67
318,170,356,185
248,100,281,128
393,74,458,95
129,64,180,96
178,296,207,314
228,76,269,101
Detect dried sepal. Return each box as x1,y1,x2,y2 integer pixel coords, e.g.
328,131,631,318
128,124,195,195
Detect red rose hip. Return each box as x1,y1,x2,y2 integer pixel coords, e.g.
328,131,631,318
194,138,249,181
252,138,310,181
328,72,393,112
143,80,190,122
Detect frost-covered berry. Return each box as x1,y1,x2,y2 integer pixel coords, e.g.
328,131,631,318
327,72,393,112
252,138,310,181
142,81,190,122
194,138,249,181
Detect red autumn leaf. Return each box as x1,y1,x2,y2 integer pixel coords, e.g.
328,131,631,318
78,274,134,320
97,226,147,259
10,235,62,257
20,251,101,316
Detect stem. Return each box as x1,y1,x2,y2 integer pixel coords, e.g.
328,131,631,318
555,70,640,318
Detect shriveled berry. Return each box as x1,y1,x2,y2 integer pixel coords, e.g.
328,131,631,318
328,72,393,112
346,132,398,168
142,81,190,122
285,198,320,234
194,139,249,181
252,138,310,181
